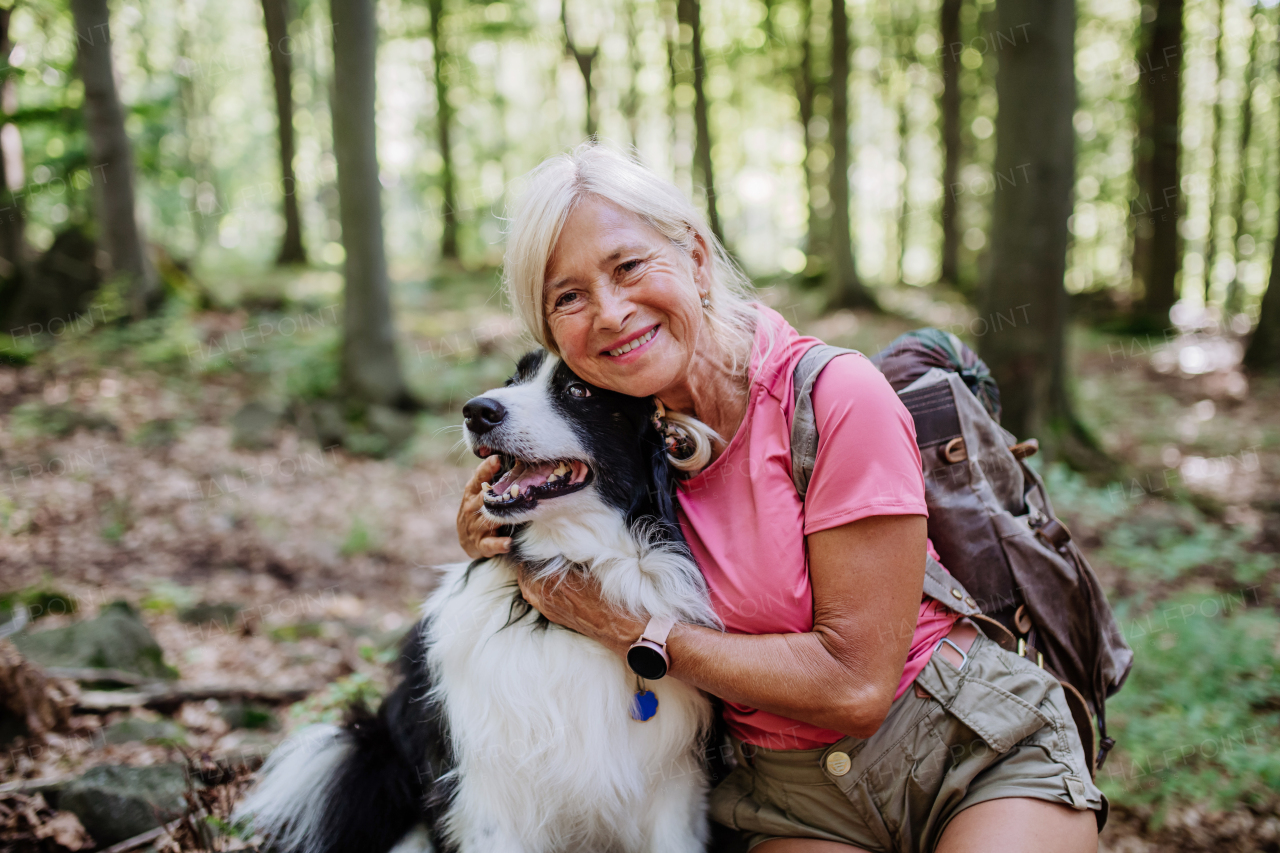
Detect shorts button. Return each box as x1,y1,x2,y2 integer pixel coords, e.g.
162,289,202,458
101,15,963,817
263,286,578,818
950,589,963,600
964,596,976,607
826,751,851,776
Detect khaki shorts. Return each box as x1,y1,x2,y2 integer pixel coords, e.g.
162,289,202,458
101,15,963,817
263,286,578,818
708,632,1106,852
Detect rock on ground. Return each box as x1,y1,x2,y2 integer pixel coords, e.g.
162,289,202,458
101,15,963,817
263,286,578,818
11,601,177,681
56,763,190,845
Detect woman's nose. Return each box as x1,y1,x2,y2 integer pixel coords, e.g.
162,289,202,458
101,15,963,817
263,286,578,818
593,283,634,331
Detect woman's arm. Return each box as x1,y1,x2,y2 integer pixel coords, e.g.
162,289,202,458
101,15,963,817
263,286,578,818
518,512,927,739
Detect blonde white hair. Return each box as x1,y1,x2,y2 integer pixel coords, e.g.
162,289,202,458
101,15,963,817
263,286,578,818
502,142,760,472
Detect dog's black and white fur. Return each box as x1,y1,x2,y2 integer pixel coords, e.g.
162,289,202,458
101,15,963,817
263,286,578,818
235,350,720,853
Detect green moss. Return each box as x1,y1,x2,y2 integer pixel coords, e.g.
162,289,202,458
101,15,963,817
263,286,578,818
0,585,78,624
12,600,178,681
340,518,375,557
286,673,385,727
268,621,326,642
1101,595,1280,822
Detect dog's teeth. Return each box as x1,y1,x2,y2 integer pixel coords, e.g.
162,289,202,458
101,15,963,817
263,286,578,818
508,484,520,497
481,482,491,491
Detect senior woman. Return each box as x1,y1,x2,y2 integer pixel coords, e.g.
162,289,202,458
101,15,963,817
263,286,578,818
456,144,1104,853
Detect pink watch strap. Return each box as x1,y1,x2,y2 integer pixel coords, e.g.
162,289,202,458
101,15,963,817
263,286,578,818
639,614,677,647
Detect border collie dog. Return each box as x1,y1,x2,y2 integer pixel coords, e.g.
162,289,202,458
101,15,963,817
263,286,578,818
235,350,720,853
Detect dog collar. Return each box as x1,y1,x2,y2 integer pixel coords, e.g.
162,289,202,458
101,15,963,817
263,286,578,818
627,614,677,680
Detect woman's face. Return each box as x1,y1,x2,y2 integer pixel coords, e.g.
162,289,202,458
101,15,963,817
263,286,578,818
543,196,709,399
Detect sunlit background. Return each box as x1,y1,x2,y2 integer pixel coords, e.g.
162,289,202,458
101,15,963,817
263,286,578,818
6,0,1278,310
2,1,1280,850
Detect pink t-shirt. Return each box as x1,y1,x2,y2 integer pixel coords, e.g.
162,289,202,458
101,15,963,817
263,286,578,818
676,305,959,749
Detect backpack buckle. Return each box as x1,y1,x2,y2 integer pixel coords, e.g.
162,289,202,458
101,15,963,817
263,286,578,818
1035,518,1072,551
934,636,969,670
941,437,967,464
1009,439,1039,459
1016,637,1044,668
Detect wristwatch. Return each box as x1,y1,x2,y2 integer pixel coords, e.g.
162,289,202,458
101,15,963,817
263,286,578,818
627,615,677,680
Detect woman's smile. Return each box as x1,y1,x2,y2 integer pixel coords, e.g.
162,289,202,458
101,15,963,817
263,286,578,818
602,324,660,360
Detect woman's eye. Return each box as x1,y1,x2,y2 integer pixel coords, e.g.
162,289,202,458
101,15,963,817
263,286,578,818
554,291,579,309
567,383,591,398
617,259,642,275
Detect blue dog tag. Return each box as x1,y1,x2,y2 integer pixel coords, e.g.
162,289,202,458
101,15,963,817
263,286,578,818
631,690,659,722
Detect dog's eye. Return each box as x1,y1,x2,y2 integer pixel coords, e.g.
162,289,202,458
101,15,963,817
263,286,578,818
567,383,591,398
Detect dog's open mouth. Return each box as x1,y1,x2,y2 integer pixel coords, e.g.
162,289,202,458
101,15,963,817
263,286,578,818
477,449,592,512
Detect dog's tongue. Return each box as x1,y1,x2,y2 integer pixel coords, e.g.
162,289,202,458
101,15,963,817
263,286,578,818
493,460,554,493
490,460,590,494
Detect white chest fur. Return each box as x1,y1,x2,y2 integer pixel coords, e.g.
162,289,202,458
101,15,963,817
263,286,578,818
424,512,716,853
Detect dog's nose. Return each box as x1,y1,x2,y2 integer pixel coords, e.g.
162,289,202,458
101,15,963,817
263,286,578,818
463,397,506,434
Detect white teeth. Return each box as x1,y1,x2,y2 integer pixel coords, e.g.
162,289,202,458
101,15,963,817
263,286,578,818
484,461,583,505
608,327,656,357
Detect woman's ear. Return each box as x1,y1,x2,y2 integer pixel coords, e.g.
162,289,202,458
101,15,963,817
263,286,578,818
687,226,712,286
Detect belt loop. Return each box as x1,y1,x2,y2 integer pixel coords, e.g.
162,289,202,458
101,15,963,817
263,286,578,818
1065,776,1090,809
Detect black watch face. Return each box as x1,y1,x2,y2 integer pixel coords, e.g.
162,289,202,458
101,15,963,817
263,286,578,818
627,645,667,680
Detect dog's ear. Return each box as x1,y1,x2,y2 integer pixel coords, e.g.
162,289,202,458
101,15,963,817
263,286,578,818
648,437,679,526
637,414,687,546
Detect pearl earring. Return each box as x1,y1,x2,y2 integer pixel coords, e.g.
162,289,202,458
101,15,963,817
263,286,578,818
701,295,711,309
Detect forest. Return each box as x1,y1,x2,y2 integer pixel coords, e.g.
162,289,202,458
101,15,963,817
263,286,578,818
0,0,1278,849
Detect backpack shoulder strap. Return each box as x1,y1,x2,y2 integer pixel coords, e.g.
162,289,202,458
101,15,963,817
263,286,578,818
790,344,858,500
790,344,981,617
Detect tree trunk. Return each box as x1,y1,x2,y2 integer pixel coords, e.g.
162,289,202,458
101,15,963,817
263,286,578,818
429,0,458,260
71,0,159,319
826,0,876,309
1205,0,1228,303
667,20,679,153
1132,0,1184,324
678,0,721,242
1244,226,1280,371
1226,10,1259,314
329,0,410,407
623,0,641,151
979,0,1092,465
896,90,909,283
939,0,962,288
262,0,306,265
794,0,824,259
894,16,914,284
562,0,599,140
1243,29,1280,372
174,8,223,255
0,8,26,289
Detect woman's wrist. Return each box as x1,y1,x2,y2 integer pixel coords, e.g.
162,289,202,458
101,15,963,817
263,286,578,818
608,613,647,657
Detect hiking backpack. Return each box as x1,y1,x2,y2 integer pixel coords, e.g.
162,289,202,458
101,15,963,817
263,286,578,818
789,328,1133,775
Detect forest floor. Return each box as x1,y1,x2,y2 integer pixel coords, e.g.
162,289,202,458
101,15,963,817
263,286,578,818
1,268,1278,851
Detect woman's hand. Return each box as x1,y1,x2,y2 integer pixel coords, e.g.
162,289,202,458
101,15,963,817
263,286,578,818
517,566,645,657
456,456,512,559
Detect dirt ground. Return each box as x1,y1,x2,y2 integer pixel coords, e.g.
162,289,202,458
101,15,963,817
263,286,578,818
2,285,1278,851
